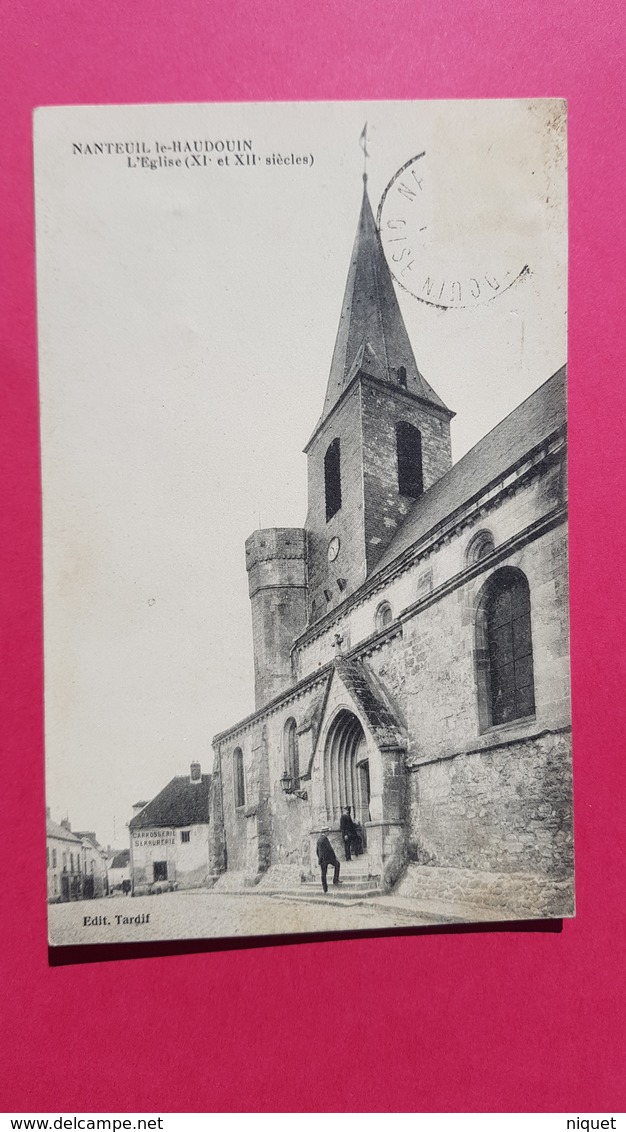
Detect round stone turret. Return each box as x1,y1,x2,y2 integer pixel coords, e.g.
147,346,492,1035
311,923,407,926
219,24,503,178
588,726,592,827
245,529,308,709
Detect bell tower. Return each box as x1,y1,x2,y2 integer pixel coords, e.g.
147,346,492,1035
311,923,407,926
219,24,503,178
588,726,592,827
304,177,454,623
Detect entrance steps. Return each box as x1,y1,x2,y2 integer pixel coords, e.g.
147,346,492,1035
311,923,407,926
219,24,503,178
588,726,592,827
300,855,381,900
260,862,574,921
206,862,573,920
258,856,383,902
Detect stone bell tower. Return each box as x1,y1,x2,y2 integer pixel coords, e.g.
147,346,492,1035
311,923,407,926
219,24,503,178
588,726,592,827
304,177,454,623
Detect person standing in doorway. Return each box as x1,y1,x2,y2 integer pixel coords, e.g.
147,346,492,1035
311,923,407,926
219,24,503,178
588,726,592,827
340,805,358,861
316,829,340,893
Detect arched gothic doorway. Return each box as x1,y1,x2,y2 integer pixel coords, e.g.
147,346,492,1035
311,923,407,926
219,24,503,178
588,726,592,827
323,710,371,828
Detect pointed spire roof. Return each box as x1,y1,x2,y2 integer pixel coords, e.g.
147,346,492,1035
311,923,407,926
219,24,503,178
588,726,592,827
321,179,450,421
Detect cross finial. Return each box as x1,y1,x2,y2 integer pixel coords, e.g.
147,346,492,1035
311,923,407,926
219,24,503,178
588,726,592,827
359,122,369,183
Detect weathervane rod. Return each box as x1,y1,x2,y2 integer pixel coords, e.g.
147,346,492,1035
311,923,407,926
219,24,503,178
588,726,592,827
359,122,369,182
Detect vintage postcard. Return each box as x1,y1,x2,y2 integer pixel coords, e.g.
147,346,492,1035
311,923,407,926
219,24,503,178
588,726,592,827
35,99,572,946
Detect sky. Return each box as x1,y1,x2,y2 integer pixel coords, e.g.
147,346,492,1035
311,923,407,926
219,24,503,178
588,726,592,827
35,99,567,847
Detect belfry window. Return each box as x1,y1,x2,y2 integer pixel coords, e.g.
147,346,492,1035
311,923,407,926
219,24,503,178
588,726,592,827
398,365,407,389
233,747,245,808
396,422,423,498
284,717,299,783
475,568,535,731
324,438,342,521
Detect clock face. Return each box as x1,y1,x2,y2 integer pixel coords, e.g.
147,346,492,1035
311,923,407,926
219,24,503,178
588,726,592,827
377,150,529,311
327,537,340,562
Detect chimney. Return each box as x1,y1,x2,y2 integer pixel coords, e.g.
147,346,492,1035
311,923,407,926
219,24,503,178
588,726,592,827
190,761,202,784
46,806,51,819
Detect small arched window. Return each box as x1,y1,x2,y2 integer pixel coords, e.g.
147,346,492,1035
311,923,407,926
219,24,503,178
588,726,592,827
284,717,299,783
396,422,423,498
375,601,393,631
233,747,245,808
397,365,407,389
324,438,342,521
467,529,495,565
476,568,535,731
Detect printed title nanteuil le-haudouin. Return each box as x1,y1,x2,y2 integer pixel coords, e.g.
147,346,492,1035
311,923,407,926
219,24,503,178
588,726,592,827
131,172,573,924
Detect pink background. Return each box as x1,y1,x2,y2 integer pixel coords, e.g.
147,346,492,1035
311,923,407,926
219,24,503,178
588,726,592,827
1,0,625,1113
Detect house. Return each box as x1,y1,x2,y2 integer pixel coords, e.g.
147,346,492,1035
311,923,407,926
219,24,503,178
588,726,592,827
129,763,211,894
107,848,131,894
46,815,108,901
46,815,83,902
74,831,109,897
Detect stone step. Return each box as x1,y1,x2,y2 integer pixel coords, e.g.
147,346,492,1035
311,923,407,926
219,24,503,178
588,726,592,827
300,873,381,889
271,887,383,904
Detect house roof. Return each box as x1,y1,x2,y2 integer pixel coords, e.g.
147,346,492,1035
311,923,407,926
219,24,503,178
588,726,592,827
319,181,450,426
46,818,82,844
373,365,567,575
129,774,211,830
75,830,100,847
110,849,131,869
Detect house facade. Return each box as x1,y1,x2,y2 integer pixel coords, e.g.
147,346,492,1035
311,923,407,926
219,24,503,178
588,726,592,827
46,816,108,901
208,180,573,918
129,763,211,895
75,831,109,898
108,848,131,894
46,817,83,902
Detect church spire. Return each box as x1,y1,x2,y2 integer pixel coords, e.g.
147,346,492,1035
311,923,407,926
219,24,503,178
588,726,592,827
321,179,450,422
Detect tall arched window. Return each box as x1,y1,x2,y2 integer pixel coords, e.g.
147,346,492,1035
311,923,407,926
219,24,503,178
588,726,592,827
375,600,393,631
284,717,299,783
476,568,535,731
396,422,423,498
324,438,342,521
233,747,245,808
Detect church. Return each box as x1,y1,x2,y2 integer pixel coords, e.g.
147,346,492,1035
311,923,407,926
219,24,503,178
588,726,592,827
208,176,573,921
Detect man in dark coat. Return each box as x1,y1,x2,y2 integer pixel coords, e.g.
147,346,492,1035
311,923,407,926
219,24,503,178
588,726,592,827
316,829,340,893
340,806,359,861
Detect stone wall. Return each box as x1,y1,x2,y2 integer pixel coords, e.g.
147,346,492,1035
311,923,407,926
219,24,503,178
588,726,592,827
304,376,452,621
360,378,452,571
294,445,567,684
378,520,571,765
213,675,328,881
245,528,307,710
305,384,368,617
408,728,573,878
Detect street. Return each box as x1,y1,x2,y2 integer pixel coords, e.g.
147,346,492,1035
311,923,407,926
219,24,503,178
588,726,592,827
48,888,434,947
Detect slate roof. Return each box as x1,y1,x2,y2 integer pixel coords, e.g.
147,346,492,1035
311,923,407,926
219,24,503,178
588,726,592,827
110,849,130,869
129,774,211,830
320,183,450,423
373,365,567,575
46,818,82,844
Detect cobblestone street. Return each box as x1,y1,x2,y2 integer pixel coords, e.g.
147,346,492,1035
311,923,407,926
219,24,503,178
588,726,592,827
48,888,435,947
